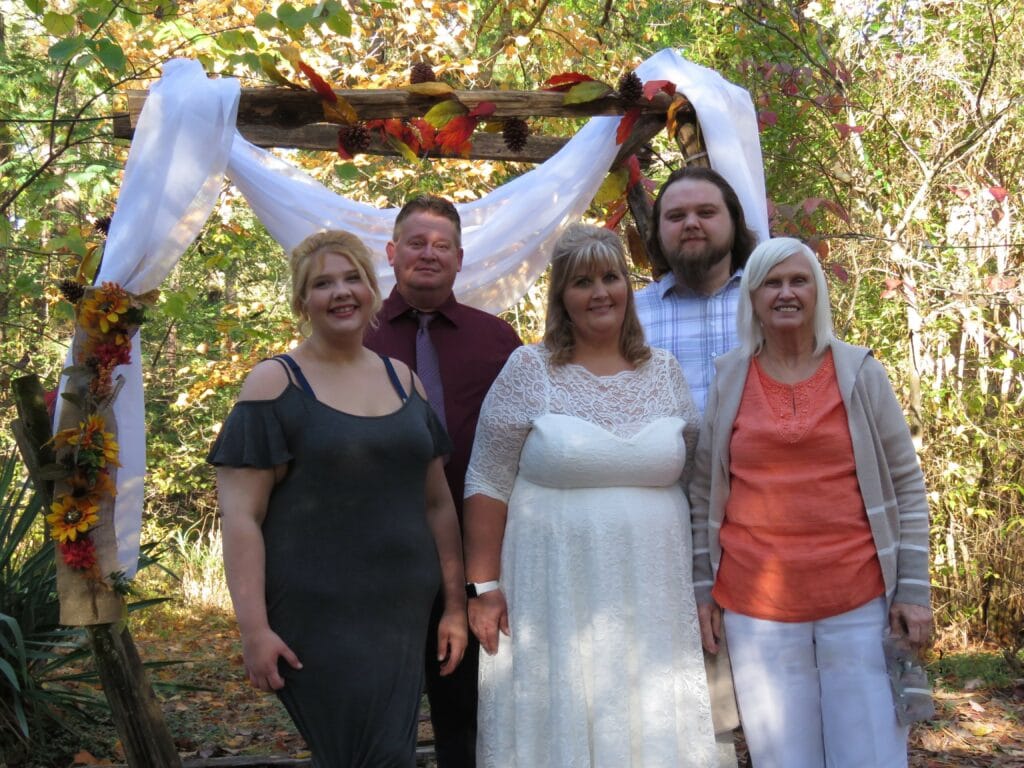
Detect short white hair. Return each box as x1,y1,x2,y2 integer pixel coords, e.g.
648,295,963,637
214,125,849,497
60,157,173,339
737,237,835,356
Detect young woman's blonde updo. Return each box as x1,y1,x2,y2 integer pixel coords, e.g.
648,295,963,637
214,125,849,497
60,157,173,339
289,230,382,330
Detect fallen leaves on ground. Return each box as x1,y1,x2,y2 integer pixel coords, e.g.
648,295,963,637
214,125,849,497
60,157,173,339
86,606,1024,767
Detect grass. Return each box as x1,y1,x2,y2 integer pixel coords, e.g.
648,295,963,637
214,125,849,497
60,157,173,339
929,648,1024,691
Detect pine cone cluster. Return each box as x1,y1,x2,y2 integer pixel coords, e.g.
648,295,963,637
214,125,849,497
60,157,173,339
58,279,86,304
410,62,436,84
502,118,530,152
617,70,643,102
338,124,372,155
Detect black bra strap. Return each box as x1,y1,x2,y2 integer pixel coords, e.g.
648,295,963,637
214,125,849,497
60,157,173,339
272,354,316,398
379,355,408,402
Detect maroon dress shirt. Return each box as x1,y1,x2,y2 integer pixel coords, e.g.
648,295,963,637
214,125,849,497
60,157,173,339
364,287,522,520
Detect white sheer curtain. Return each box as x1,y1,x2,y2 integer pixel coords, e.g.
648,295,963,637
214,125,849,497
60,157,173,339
77,49,767,576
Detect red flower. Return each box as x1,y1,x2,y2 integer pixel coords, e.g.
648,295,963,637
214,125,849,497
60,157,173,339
93,341,131,368
60,537,98,570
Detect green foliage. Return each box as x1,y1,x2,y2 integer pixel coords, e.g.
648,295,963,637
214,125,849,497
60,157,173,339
0,451,105,761
2,0,1023,653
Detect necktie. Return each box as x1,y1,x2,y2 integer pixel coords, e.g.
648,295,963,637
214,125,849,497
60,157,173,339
415,312,447,428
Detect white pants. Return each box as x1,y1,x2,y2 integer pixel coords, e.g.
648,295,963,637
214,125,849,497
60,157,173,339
724,598,908,768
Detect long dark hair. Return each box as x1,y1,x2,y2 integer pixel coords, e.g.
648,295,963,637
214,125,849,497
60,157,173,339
647,166,758,277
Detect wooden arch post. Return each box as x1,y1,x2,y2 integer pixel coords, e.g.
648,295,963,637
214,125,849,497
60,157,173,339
11,375,182,768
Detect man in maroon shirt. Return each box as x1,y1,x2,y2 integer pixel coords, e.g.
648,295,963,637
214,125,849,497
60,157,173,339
364,195,521,768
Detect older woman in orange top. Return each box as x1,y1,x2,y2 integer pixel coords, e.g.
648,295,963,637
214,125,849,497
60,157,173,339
690,237,932,768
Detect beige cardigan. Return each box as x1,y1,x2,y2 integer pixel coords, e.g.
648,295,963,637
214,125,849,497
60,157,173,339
690,340,931,612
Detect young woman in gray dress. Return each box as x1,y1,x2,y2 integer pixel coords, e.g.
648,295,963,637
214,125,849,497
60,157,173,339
209,230,467,767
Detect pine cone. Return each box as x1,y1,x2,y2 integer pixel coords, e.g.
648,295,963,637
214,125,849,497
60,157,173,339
338,124,372,155
617,70,643,103
58,279,86,304
502,118,530,153
410,62,436,84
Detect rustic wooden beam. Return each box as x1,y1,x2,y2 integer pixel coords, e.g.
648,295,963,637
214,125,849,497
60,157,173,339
228,121,569,163
611,111,669,169
116,87,676,135
10,374,182,768
112,87,682,164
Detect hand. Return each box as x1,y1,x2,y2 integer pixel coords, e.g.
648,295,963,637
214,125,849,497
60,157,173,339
468,589,510,656
437,606,469,676
889,602,933,650
240,626,302,692
698,601,722,654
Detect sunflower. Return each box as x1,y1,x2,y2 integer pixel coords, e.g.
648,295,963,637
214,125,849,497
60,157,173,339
47,495,100,543
68,467,115,504
79,283,130,334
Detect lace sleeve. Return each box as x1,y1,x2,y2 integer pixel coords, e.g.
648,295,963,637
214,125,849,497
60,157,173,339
662,350,701,488
464,345,548,503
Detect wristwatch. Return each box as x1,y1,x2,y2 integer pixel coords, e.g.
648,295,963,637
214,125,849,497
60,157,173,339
465,580,500,598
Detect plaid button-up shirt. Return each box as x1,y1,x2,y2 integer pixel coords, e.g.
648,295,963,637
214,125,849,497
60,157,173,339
635,270,743,414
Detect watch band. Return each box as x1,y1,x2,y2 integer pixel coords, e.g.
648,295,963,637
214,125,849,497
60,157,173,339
465,580,500,598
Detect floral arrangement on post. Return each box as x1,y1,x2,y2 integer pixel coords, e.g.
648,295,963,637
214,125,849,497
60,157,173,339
48,280,155,595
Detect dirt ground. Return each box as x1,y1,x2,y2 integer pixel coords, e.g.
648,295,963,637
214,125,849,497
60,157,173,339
69,608,1024,767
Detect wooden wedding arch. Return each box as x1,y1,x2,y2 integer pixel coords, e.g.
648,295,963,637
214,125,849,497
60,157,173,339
13,80,713,768
114,82,711,266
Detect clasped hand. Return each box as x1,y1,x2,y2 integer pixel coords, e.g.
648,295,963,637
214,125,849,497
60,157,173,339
468,589,510,655
437,605,469,676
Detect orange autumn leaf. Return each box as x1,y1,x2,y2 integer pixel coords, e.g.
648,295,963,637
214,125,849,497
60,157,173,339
616,107,642,145
383,118,407,140
436,114,477,156
408,118,437,153
542,72,596,92
297,61,337,103
666,96,693,140
604,199,629,229
72,751,111,766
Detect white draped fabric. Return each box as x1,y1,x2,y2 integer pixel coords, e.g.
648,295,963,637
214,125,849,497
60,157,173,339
73,48,767,577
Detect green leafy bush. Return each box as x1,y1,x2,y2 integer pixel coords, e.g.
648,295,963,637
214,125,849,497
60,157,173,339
0,452,105,762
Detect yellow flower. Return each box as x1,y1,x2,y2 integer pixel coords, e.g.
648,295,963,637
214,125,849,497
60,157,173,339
80,283,130,334
100,435,120,467
47,495,100,543
68,468,115,504
52,426,80,450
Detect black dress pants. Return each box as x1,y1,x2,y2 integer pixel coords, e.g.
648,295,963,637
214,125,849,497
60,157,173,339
424,591,479,768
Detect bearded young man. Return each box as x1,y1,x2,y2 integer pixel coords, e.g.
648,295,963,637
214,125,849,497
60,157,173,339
635,167,760,768
635,167,759,414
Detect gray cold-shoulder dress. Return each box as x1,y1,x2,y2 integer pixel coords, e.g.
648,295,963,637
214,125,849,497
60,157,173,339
208,354,451,768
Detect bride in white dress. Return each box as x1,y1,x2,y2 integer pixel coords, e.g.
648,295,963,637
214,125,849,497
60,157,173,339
463,224,717,768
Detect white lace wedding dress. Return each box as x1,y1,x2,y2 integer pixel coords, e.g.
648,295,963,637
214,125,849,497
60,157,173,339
465,344,716,768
